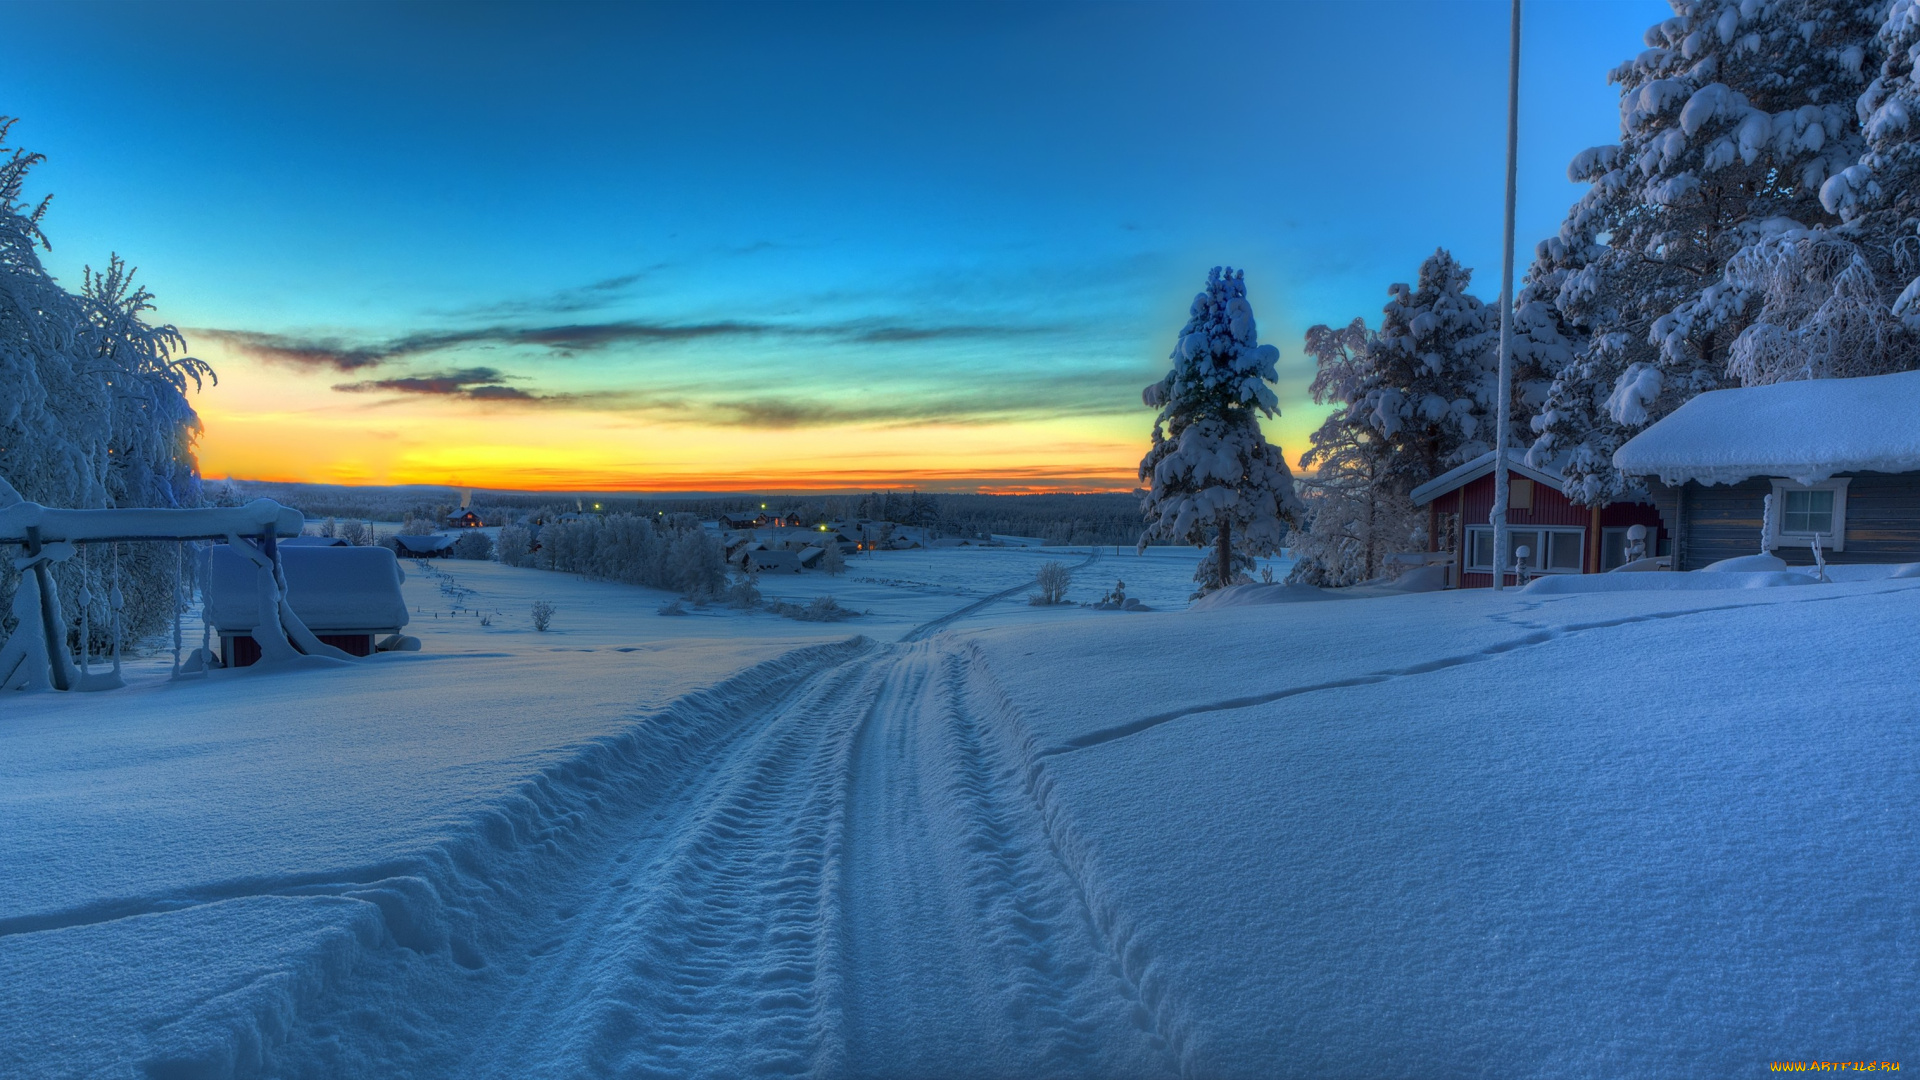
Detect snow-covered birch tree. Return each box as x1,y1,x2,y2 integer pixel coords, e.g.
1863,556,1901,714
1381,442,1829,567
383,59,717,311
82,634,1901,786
0,118,212,652
1138,267,1300,595
1286,320,1405,586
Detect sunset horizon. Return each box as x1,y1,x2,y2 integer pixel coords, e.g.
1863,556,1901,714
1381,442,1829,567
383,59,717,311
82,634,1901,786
10,1,1658,494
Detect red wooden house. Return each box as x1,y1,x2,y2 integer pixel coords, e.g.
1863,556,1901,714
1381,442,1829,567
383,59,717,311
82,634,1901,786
1410,450,1667,588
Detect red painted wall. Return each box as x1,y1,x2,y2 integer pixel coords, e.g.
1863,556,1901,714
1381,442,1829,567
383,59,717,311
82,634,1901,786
1427,470,1664,588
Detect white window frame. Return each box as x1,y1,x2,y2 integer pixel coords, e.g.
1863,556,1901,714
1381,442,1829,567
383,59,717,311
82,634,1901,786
1767,478,1849,552
1463,525,1587,574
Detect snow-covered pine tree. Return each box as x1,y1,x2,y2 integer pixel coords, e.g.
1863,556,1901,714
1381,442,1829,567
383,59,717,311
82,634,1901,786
1526,1,1884,503
1349,249,1507,488
1138,267,1300,595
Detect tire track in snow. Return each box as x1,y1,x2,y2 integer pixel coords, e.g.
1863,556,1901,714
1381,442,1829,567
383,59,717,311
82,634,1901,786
443,650,894,1079
834,642,1170,1079
434,636,1167,1080
264,565,1177,1079
955,640,1195,1077
1039,583,1920,757
258,638,880,1080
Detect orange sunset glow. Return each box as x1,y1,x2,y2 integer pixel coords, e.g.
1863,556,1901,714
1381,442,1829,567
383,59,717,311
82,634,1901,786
186,347,1207,494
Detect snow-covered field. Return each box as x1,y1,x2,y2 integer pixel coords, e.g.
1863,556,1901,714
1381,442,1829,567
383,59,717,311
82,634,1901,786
3,548,1917,1078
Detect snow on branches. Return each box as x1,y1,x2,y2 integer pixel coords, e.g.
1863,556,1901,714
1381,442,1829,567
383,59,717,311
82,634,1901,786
1287,250,1505,585
1138,267,1299,595
1526,0,1888,504
1,117,212,651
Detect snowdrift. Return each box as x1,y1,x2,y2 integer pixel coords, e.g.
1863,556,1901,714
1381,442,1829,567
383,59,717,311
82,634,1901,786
1523,570,1817,593
1186,583,1336,611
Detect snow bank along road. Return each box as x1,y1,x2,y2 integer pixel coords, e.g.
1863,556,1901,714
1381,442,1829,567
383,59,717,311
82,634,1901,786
5,558,1920,1077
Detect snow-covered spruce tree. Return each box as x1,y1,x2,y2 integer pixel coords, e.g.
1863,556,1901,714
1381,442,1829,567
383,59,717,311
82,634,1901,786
1286,319,1416,586
0,118,212,653
1674,0,1920,388
1349,249,1507,488
1286,251,1510,586
1138,267,1300,595
1526,1,1884,503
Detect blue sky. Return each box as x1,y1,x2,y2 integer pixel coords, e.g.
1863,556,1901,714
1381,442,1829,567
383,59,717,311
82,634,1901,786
7,0,1669,491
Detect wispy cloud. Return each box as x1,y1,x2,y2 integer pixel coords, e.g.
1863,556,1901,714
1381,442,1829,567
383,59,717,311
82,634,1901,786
191,329,393,372
434,265,673,319
191,316,1069,373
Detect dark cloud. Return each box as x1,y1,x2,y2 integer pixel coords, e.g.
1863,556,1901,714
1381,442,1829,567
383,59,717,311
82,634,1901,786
189,329,391,372
194,317,1066,373
332,367,539,401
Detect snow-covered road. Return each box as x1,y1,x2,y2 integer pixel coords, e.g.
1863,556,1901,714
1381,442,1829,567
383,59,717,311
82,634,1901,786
359,637,1169,1080
7,552,1920,1078
257,556,1168,1078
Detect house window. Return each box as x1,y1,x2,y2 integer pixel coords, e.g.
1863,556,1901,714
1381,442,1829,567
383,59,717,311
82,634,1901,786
1464,526,1586,574
1767,479,1850,551
1782,489,1833,535
1470,528,1494,570
1509,476,1534,511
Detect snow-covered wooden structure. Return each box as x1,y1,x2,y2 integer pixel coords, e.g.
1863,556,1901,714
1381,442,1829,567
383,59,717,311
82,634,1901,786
206,545,409,666
393,534,457,558
1411,450,1667,588
1615,370,1920,570
741,549,801,574
0,482,354,691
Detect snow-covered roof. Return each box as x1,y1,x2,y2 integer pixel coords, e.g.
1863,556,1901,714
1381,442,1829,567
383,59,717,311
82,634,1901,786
207,545,409,633
1613,370,1920,486
393,533,458,553
745,549,800,571
1409,450,1568,507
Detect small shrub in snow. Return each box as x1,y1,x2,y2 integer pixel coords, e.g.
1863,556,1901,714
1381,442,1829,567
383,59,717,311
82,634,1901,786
657,599,689,616
767,595,858,622
726,569,761,609
1030,560,1071,605
530,600,556,632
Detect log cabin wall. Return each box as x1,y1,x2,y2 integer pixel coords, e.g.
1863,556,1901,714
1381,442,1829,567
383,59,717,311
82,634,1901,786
1670,471,1920,569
